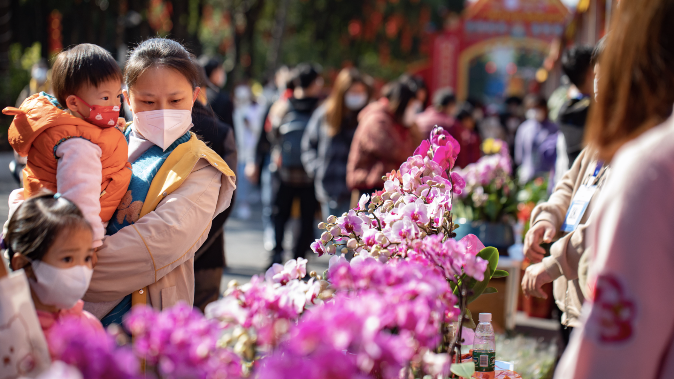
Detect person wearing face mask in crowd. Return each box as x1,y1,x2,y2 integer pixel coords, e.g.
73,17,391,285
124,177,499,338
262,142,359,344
15,60,51,108
415,87,458,139
268,63,323,265
347,78,422,197
301,67,374,219
198,55,234,129
557,46,595,169
500,95,525,153
2,193,101,363
453,102,483,168
190,65,238,313
246,67,297,253
514,95,558,185
78,38,235,325
233,83,263,220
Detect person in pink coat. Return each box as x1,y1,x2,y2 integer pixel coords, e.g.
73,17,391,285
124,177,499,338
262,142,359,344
555,1,674,377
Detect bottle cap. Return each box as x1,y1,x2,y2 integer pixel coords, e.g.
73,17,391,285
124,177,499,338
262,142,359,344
479,313,492,323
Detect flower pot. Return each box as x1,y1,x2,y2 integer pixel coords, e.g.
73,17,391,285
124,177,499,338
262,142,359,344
522,282,554,319
454,220,515,255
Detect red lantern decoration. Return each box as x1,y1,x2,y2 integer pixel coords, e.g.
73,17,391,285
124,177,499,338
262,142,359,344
48,10,63,55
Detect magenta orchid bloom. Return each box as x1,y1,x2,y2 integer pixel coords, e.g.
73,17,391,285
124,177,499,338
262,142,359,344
311,239,326,257
338,210,365,236
401,200,430,224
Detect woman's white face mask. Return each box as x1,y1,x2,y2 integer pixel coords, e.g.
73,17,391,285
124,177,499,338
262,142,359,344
133,110,193,150
29,261,93,310
344,93,368,111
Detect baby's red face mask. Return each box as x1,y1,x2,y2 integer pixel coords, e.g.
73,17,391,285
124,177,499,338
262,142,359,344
74,96,120,128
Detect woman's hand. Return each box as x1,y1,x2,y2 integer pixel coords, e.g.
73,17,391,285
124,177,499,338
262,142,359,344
523,220,556,262
521,262,553,298
244,163,260,185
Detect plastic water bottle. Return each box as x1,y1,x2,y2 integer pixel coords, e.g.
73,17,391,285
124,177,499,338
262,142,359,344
473,313,496,377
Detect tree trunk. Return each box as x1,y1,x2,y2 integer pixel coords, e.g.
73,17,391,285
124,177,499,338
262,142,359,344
230,0,265,81
264,0,289,81
242,0,264,79
124,0,151,46
170,0,189,43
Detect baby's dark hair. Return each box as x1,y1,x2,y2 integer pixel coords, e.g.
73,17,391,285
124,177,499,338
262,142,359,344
5,193,91,269
51,43,123,107
125,38,201,89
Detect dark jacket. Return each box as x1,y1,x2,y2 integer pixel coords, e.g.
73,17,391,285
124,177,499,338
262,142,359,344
206,84,235,131
301,104,359,205
558,96,591,167
270,97,319,186
347,98,418,190
191,102,237,270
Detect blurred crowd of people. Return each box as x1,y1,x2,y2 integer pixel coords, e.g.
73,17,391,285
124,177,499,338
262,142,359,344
196,42,604,268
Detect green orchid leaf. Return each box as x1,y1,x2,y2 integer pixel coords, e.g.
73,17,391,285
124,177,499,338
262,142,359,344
478,247,499,276
464,247,500,303
483,287,498,295
450,362,476,378
492,269,510,278
467,266,491,304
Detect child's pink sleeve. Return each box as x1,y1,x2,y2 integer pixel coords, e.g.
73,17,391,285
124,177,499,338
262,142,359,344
55,138,104,248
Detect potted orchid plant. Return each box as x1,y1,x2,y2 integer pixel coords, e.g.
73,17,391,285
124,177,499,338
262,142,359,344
452,138,519,252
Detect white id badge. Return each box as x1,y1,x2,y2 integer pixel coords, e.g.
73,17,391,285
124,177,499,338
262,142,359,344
561,184,597,232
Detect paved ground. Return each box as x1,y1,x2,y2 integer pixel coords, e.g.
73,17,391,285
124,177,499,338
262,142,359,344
221,202,331,291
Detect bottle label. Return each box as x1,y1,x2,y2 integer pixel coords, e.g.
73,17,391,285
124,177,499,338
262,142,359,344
472,350,495,372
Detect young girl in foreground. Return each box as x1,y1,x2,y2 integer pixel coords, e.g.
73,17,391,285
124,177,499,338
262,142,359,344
5,193,102,354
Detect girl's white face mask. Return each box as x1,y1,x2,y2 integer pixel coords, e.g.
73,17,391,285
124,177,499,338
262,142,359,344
133,109,193,150
29,261,93,310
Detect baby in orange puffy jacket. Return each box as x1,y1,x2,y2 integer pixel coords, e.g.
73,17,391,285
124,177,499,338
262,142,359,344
3,44,131,248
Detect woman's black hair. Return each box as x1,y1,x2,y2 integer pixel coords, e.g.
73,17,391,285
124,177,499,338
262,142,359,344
125,38,201,89
561,45,594,88
456,102,475,121
382,78,417,124
5,193,91,270
293,63,322,89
